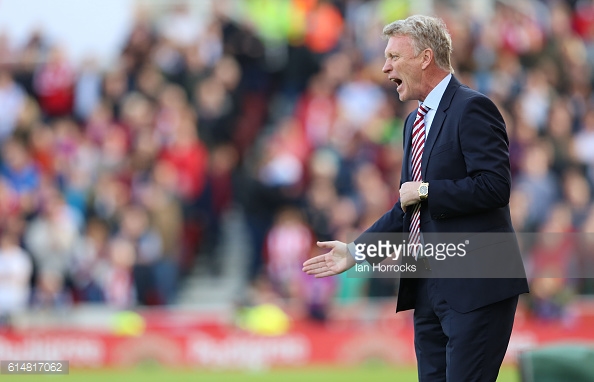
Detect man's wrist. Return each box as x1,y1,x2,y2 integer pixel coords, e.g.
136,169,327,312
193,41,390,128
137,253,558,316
347,242,366,264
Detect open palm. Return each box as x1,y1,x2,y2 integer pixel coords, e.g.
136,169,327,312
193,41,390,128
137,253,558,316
302,240,356,278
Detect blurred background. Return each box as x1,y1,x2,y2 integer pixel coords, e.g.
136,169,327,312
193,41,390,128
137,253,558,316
0,0,593,380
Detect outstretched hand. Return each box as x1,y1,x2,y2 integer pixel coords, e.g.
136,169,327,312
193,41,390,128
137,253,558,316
302,240,356,278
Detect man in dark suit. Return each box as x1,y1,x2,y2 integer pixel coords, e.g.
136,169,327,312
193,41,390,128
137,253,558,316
303,15,529,381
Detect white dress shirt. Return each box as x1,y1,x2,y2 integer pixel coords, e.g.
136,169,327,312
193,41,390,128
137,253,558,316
420,73,452,138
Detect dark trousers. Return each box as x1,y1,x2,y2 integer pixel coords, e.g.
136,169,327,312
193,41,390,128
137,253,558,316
414,278,518,382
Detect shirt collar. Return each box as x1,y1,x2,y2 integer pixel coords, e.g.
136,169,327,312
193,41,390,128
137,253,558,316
419,73,452,111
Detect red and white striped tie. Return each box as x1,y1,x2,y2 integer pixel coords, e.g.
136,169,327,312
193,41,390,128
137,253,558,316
409,104,429,259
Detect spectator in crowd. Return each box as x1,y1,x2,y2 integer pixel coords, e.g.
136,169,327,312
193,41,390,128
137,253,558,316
515,141,559,231
0,233,33,324
574,109,594,184
577,207,594,294
116,204,163,305
30,269,72,310
527,203,578,320
74,58,102,121
98,238,137,309
33,46,75,119
562,168,592,228
69,217,109,303
265,207,313,299
24,188,81,276
0,70,26,142
1,136,40,202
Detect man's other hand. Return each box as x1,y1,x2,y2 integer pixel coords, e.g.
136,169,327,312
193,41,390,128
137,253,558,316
399,181,422,212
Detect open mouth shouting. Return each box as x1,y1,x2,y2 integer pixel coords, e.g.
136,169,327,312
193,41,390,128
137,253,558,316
390,77,403,91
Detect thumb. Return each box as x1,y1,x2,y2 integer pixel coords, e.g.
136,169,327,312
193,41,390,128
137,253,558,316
317,241,336,249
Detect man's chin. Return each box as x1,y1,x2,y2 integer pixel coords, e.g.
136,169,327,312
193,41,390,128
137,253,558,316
396,84,407,99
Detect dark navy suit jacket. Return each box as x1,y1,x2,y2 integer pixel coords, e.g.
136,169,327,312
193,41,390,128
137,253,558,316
354,76,529,313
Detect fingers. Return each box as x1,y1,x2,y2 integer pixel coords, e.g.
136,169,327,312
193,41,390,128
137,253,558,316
315,270,337,278
316,241,336,249
303,255,339,277
306,266,332,276
303,254,334,275
303,254,326,267
399,181,421,208
400,196,417,210
302,261,327,273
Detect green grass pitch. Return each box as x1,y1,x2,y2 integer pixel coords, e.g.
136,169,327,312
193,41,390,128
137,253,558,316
0,365,519,381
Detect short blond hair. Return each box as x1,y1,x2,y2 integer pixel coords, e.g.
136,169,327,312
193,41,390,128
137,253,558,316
383,15,454,73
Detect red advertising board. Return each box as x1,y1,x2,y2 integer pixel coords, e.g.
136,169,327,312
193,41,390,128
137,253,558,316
1,311,593,368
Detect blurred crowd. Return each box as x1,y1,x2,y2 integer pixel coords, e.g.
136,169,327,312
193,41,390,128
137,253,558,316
0,0,594,324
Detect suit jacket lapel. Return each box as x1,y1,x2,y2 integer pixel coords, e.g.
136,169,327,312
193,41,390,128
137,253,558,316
402,111,415,182
421,76,461,180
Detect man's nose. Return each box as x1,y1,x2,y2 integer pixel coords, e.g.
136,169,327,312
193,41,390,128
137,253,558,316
382,59,391,73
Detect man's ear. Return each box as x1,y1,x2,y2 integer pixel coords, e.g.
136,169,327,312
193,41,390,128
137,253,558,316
421,49,433,70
